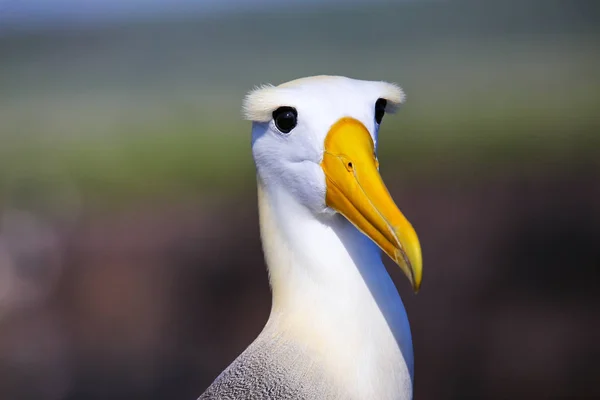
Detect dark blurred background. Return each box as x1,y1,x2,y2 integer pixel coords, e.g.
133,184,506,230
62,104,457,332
0,0,599,399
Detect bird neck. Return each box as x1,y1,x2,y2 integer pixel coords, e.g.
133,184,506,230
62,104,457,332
256,177,414,398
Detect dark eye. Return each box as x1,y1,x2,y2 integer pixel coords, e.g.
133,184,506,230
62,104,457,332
273,106,298,134
375,98,387,125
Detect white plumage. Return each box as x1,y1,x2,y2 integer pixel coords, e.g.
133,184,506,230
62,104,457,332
243,75,405,122
200,75,421,400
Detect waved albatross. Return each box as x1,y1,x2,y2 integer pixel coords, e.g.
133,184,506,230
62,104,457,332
199,75,423,400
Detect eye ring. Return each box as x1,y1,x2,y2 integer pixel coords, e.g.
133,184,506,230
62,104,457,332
272,106,298,134
375,98,387,125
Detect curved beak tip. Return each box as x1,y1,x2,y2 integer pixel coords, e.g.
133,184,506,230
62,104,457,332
403,257,422,294
413,277,422,294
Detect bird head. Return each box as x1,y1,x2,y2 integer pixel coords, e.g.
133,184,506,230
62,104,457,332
244,75,422,292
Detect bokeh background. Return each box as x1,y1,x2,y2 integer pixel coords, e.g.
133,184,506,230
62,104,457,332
1,0,599,398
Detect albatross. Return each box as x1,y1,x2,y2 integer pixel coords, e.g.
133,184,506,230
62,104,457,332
199,75,423,400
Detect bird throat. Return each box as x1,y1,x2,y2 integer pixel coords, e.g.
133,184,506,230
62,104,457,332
255,176,414,398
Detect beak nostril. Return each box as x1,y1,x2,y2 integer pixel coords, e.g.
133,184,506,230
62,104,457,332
341,158,354,172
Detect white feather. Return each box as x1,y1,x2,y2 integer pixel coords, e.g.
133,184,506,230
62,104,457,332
203,75,414,400
258,177,414,400
243,75,405,122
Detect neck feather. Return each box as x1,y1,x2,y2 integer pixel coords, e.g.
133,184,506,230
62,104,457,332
256,177,414,399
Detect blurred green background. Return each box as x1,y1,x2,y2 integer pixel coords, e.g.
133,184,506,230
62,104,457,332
0,0,599,399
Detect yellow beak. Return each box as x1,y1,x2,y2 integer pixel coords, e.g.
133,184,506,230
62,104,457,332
320,117,423,292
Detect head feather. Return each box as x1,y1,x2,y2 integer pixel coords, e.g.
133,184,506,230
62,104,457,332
242,76,405,122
